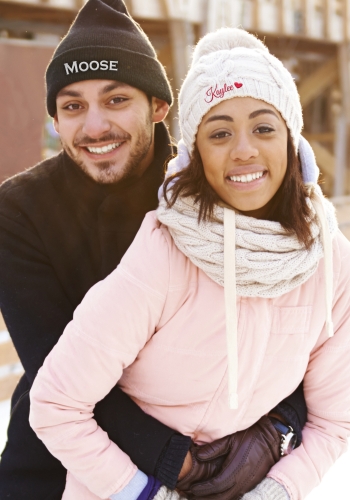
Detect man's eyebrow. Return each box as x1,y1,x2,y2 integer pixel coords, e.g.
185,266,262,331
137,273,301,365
99,82,128,95
56,82,128,99
249,109,280,120
56,89,82,99
204,114,234,124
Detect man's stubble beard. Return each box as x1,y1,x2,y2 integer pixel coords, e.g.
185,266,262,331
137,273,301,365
62,107,154,184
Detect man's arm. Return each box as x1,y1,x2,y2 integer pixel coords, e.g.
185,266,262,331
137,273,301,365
0,198,190,487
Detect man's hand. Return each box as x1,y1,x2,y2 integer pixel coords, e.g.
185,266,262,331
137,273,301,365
177,415,281,499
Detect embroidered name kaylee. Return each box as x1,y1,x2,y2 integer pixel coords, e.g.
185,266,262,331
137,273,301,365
205,82,243,103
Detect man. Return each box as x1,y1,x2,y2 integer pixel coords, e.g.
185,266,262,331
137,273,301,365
0,1,306,498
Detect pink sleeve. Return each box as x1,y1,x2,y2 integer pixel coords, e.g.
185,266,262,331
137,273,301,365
268,233,350,499
29,213,170,499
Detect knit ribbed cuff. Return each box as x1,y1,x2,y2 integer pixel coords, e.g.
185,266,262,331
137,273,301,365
272,402,302,446
154,434,192,489
109,470,148,500
242,478,290,500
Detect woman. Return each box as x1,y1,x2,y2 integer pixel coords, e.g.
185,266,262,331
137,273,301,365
30,28,350,500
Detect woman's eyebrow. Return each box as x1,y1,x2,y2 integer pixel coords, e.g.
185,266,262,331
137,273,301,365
249,109,280,120
204,114,234,124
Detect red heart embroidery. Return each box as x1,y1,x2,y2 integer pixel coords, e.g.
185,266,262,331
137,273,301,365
234,82,243,88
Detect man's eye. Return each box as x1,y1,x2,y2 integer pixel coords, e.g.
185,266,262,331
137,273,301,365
109,97,128,104
64,103,82,110
255,126,274,134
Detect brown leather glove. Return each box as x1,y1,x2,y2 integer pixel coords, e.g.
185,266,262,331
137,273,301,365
177,415,281,500
177,443,226,492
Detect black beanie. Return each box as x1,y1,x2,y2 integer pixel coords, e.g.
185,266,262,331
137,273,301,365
46,0,173,117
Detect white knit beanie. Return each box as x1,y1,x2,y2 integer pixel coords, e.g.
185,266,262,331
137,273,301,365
179,27,303,153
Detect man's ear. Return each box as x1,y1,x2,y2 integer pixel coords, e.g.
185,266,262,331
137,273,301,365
151,97,170,123
53,114,59,134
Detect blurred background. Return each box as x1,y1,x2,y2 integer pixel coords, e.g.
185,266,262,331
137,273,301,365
0,1,350,498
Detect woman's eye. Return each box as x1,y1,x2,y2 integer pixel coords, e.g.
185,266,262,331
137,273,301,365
255,126,274,134
210,131,230,139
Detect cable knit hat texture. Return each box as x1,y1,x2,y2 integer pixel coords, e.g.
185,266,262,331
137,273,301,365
46,0,173,116
179,28,303,153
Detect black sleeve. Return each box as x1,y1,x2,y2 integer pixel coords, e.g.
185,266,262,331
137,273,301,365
271,381,307,447
0,203,190,486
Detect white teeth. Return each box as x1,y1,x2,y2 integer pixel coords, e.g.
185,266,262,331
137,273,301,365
229,171,264,183
87,142,121,154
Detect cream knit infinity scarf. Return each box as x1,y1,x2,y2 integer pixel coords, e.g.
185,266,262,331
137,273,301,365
157,192,337,299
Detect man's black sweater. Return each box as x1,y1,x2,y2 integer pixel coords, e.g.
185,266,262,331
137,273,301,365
0,123,192,499
0,122,306,499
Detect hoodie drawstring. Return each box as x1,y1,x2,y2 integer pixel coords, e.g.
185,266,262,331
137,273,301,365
309,187,334,337
224,207,238,409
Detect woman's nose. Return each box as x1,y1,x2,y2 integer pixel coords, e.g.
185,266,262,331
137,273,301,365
230,133,259,162
82,108,111,139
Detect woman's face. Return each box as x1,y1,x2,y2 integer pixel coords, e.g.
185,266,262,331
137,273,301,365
196,97,288,218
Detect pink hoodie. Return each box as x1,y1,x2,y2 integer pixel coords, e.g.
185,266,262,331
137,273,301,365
30,211,350,500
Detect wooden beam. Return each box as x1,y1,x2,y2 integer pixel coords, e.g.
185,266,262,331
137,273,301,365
0,1,77,24
309,141,335,178
298,58,338,107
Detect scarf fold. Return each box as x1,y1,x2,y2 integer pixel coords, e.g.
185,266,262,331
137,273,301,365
157,192,337,298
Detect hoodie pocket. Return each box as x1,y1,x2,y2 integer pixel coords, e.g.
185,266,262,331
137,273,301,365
271,306,312,335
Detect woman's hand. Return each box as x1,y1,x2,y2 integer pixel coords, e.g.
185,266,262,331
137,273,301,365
177,415,281,499
178,451,193,480
177,444,225,491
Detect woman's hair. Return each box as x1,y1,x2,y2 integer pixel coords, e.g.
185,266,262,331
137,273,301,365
163,130,314,249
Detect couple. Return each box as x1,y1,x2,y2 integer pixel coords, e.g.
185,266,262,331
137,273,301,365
1,0,350,499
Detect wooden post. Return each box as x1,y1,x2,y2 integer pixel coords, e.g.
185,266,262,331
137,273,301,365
168,20,195,140
337,43,350,194
279,0,287,34
252,0,259,31
325,0,332,40
333,112,347,196
303,0,312,37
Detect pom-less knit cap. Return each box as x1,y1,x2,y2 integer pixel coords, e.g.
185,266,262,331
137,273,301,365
46,0,173,117
179,27,303,153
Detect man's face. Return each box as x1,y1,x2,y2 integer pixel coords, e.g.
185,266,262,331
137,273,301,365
54,80,169,183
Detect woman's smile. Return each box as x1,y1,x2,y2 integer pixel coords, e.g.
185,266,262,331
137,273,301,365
225,165,268,191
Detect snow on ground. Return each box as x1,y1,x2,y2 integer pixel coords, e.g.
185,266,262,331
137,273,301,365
0,397,349,498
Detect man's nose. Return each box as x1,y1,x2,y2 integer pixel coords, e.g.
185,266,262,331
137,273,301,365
82,107,111,139
230,132,259,162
